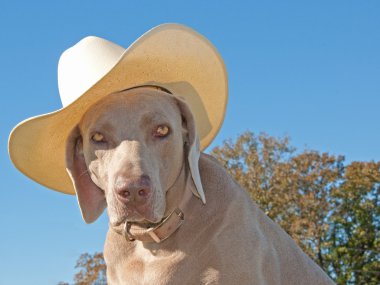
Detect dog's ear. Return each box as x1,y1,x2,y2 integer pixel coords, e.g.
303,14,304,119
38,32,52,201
65,126,107,223
174,96,206,204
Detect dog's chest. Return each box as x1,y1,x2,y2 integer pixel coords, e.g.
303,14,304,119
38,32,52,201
107,241,186,285
108,240,224,285
105,226,225,285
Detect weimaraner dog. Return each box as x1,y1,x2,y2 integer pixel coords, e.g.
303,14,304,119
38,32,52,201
65,86,334,284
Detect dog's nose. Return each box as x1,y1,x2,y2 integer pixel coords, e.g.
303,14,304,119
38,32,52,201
114,175,152,204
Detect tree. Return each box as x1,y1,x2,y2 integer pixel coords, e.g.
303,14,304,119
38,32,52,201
61,132,379,285
59,252,107,285
327,161,380,284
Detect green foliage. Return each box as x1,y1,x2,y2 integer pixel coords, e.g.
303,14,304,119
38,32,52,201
327,162,380,284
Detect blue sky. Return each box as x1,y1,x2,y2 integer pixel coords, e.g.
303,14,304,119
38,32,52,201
1,1,379,284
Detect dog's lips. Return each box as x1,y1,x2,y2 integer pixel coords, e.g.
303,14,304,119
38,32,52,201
118,199,160,224
110,206,154,228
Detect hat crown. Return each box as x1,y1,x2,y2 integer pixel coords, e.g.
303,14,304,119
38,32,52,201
58,36,125,107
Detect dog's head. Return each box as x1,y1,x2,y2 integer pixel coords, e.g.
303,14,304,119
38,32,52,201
65,87,205,225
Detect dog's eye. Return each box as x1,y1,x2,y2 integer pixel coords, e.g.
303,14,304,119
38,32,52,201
91,132,106,143
153,125,170,138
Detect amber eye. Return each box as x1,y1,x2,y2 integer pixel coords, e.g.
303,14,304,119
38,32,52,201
153,125,170,138
91,132,106,143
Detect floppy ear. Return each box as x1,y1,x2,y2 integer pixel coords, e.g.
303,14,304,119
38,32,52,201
65,127,107,223
174,97,206,204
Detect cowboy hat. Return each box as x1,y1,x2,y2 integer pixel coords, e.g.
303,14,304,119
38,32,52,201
8,23,228,195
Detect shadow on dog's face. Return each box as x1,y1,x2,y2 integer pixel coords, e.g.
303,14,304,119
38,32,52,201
66,87,187,225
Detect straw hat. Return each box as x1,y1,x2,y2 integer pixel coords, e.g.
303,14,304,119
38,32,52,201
8,23,228,195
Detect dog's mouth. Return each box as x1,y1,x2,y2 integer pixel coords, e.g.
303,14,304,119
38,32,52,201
109,201,163,227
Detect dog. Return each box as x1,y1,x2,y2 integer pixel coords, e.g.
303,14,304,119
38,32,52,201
65,86,334,284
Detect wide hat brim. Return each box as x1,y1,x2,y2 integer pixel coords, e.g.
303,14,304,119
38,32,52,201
8,24,228,195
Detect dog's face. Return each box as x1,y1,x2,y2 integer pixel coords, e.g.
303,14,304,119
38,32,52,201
80,88,185,225
65,87,204,225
